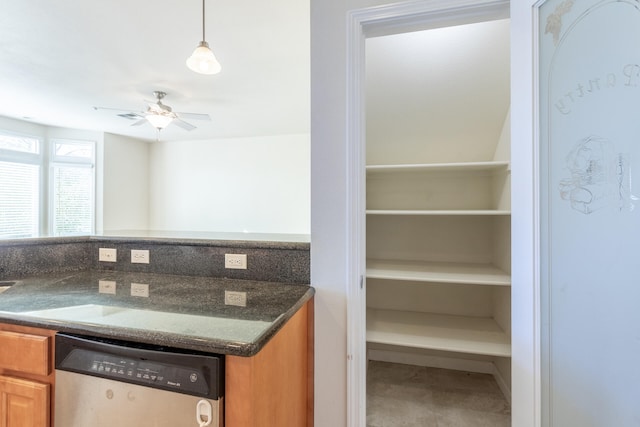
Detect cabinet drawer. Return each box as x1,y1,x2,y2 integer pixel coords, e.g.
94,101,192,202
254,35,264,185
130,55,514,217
0,331,51,376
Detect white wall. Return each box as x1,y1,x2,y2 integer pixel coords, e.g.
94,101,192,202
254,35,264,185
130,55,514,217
365,20,511,165
148,134,310,234
0,116,102,145
0,116,47,136
311,1,388,426
1,116,309,236
100,133,149,232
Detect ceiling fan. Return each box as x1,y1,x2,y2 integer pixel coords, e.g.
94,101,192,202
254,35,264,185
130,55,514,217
94,91,210,131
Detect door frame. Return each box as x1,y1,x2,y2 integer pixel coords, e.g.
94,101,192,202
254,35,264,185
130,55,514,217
345,1,541,426
510,1,542,426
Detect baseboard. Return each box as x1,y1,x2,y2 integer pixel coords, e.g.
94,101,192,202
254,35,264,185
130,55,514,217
491,363,512,404
368,347,512,402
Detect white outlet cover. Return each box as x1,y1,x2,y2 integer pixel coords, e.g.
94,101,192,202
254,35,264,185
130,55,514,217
131,249,150,264
130,283,149,297
225,254,247,269
99,248,117,262
98,280,117,295
225,290,247,307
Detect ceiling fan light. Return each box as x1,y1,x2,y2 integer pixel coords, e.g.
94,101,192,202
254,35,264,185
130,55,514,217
146,114,173,129
187,41,221,75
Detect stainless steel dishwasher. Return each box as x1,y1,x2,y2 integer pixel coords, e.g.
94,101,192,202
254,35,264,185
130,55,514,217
54,333,224,427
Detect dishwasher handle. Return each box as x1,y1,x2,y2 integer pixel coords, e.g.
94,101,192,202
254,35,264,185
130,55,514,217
197,399,213,427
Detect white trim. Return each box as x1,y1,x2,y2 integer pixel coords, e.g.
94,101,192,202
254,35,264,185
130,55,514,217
533,4,543,425
50,138,96,164
346,2,514,427
345,6,367,427
356,0,509,38
493,361,512,404
0,130,42,164
511,1,541,426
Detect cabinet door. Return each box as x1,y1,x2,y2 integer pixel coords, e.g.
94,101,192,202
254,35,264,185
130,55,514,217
0,376,49,427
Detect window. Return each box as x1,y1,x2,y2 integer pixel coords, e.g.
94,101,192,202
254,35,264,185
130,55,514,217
0,131,95,238
0,132,41,238
0,160,40,238
50,139,95,236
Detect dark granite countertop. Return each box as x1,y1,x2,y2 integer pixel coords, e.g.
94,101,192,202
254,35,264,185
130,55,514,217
0,271,314,357
0,232,310,250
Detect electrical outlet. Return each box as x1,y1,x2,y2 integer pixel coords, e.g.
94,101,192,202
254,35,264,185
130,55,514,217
130,283,149,297
99,248,117,262
225,254,247,269
225,290,247,307
98,280,117,295
131,249,150,264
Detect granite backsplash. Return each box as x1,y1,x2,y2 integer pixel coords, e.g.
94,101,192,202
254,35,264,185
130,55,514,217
0,236,310,284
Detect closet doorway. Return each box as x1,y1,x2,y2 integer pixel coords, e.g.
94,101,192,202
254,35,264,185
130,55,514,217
346,1,512,425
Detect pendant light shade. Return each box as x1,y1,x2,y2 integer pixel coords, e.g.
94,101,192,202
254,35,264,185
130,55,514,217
187,0,221,75
187,41,221,75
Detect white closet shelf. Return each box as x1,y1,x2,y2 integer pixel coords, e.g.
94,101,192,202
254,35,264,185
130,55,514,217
366,308,511,357
366,209,511,215
366,160,510,173
366,259,511,286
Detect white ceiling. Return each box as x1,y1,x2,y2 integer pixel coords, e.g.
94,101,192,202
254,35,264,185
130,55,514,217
0,5,509,146
0,0,310,142
366,18,511,164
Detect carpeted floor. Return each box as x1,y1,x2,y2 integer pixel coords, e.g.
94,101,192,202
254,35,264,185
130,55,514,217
367,361,511,427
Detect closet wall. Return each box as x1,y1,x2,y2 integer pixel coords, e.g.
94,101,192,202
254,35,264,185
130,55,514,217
365,18,512,396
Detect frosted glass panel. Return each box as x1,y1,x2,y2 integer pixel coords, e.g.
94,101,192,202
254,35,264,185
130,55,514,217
539,1,640,425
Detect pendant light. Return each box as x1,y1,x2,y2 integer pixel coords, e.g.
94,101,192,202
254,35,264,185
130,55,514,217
186,0,221,75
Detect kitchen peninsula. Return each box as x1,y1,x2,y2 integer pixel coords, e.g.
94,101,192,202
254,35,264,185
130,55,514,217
0,235,314,427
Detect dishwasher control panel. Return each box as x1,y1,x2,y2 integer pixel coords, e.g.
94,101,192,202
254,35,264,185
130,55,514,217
55,333,223,399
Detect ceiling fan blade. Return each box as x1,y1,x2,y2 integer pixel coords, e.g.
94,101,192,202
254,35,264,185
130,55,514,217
95,106,150,125
175,112,211,121
131,119,148,127
95,106,138,113
172,119,197,131
117,112,145,121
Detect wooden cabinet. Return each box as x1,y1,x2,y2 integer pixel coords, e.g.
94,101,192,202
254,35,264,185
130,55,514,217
0,324,55,427
366,157,512,393
226,299,314,427
0,298,314,427
0,376,49,427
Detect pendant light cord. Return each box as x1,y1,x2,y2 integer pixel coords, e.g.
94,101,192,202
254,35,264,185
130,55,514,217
201,0,206,41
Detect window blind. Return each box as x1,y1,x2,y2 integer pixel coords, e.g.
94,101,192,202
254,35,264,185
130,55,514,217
0,161,40,238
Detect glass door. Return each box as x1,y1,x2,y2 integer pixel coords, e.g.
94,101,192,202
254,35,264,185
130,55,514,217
538,1,640,425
